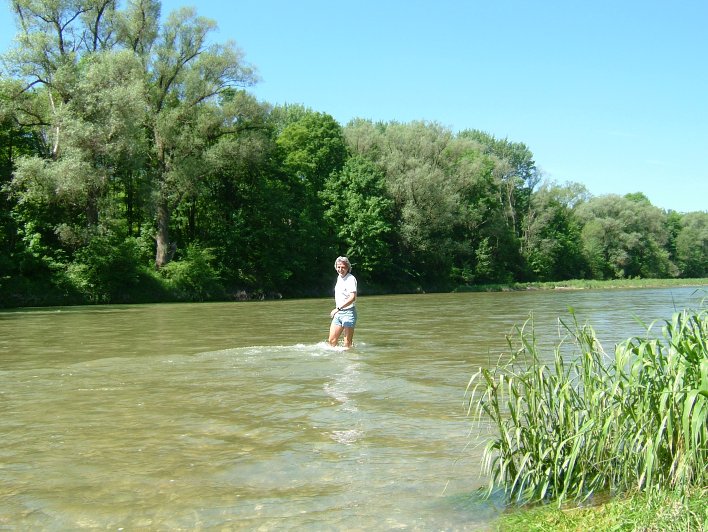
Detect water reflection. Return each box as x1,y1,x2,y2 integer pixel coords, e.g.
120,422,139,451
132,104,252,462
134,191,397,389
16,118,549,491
0,286,703,529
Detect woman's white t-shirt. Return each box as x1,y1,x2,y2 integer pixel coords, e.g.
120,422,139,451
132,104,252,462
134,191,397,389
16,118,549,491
335,273,357,310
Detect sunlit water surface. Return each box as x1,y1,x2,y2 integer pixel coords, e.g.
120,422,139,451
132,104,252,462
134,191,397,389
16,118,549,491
0,287,704,530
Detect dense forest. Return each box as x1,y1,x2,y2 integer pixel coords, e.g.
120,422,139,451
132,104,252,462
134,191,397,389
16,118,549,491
1,0,706,308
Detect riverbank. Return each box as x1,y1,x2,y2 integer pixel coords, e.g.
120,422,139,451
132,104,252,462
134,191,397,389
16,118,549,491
456,277,708,293
497,488,707,531
4,276,707,309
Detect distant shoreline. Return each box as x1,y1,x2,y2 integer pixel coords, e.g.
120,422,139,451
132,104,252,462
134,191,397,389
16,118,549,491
2,278,706,310
454,278,708,293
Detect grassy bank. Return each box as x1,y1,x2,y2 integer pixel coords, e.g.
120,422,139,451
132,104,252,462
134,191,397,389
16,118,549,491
498,488,707,531
467,303,707,530
456,277,708,292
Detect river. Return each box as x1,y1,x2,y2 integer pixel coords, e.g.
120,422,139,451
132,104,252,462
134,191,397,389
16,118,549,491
0,286,704,530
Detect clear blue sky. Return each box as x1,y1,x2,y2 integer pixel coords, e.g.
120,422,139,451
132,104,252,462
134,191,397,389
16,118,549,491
2,0,706,213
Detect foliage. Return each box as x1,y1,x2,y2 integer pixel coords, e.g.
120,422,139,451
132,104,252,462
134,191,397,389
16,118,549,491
275,109,347,287
141,6,257,269
277,111,347,191
467,305,707,505
342,120,539,288
190,105,292,293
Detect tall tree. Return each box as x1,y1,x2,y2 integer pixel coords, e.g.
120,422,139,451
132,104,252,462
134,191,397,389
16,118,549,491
0,81,44,293
458,129,540,241
4,1,257,270
446,135,521,284
451,129,540,283
344,120,543,287
345,120,459,287
182,92,290,292
134,6,256,268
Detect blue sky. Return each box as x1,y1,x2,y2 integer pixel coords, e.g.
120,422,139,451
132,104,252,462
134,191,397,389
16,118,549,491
2,0,706,213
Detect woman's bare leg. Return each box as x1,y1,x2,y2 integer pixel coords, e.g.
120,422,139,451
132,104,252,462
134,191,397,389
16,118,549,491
343,327,355,348
329,323,343,346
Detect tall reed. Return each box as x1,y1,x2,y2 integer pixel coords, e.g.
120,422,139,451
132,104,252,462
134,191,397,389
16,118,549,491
467,306,707,505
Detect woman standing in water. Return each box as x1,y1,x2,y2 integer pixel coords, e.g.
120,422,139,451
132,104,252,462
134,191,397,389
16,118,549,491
329,256,357,348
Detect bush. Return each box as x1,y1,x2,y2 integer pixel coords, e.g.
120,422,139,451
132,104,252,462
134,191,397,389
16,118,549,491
159,244,223,301
65,235,156,303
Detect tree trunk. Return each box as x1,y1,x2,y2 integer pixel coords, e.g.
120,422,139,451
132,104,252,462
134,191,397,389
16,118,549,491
155,194,171,269
86,189,99,228
125,171,134,237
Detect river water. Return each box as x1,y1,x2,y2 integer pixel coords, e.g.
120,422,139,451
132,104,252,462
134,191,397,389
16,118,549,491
0,286,704,530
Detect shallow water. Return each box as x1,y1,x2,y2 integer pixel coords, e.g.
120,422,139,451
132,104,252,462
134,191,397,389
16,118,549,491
0,286,703,529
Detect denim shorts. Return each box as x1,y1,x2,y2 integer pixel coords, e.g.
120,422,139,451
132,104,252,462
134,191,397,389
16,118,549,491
332,307,357,328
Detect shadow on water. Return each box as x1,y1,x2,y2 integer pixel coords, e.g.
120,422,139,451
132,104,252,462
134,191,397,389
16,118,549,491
0,286,703,529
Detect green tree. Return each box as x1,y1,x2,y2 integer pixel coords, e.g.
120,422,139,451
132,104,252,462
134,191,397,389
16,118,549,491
345,119,460,288
446,135,522,284
189,93,294,293
4,2,137,243
664,209,683,269
2,1,262,304
523,181,588,280
0,80,46,304
575,193,673,279
674,211,708,278
276,109,347,287
457,130,540,280
458,129,540,238
135,5,257,268
4,12,151,305
343,120,543,287
11,51,146,232
321,154,397,286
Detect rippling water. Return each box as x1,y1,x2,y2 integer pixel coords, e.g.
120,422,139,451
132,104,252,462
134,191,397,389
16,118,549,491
0,286,703,529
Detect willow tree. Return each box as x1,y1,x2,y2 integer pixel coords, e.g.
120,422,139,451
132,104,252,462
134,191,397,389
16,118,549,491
120,2,257,268
674,211,708,278
457,129,540,279
344,119,542,287
344,119,461,287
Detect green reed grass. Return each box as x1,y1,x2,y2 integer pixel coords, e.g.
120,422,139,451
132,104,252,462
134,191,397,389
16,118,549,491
467,305,707,505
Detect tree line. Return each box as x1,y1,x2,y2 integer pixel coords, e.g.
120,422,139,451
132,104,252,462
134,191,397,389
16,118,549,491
1,0,706,308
